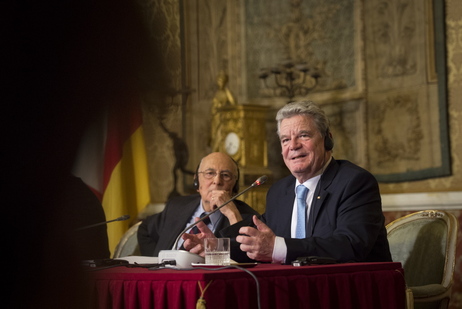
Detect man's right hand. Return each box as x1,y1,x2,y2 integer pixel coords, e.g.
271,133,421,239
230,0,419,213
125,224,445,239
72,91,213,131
236,215,276,262
181,219,215,257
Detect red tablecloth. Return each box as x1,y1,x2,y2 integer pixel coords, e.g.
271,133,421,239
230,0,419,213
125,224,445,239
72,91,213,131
86,262,406,309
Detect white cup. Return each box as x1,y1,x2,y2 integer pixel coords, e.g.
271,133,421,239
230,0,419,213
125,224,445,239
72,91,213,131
204,238,230,265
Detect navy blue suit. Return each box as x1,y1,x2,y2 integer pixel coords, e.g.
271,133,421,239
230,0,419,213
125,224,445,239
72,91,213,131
224,158,391,264
265,159,391,263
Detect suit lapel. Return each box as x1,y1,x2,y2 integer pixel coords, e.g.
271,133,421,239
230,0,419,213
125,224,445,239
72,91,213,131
277,178,296,237
163,196,200,249
307,159,338,236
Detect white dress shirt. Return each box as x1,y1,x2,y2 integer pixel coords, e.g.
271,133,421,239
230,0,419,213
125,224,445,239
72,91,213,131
272,158,331,263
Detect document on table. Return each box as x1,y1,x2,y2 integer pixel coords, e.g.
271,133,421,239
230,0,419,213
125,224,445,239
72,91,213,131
114,256,159,264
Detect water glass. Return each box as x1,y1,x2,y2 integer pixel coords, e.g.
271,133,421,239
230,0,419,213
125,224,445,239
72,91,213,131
204,238,230,265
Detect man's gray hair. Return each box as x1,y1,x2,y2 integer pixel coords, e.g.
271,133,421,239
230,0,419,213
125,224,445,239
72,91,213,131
276,100,330,137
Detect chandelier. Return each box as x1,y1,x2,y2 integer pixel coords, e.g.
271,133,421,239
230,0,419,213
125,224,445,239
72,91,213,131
259,60,320,102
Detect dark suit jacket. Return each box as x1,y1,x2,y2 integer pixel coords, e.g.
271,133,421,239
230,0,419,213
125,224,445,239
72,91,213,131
137,194,259,261
269,159,391,263
225,158,392,264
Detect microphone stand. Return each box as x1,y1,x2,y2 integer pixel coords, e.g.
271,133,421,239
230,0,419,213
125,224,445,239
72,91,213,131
75,215,130,231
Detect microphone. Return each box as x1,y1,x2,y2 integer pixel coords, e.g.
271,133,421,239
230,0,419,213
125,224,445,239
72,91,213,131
75,214,130,231
158,175,267,267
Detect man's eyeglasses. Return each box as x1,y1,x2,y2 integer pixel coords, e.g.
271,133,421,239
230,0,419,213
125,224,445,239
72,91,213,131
198,170,234,181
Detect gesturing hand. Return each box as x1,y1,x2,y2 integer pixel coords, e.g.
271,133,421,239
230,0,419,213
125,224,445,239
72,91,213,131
181,218,215,257
236,215,275,262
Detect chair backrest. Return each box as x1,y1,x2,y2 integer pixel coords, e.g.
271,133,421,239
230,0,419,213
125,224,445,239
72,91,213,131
113,221,142,258
386,210,458,289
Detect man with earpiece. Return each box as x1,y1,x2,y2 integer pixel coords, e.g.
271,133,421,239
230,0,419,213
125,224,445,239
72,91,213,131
137,152,259,260
227,100,392,264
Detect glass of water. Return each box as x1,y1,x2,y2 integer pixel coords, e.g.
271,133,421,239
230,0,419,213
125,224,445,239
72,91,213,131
204,238,230,265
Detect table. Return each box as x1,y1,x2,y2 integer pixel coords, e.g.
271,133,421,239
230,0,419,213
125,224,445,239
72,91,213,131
86,262,406,309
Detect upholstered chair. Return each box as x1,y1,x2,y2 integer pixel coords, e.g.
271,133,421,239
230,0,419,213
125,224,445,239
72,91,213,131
113,221,142,258
386,210,458,309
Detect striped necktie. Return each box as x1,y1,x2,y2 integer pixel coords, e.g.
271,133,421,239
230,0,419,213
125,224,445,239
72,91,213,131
295,185,309,238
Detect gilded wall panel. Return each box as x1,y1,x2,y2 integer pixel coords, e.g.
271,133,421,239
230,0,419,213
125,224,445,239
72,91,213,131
446,19,462,85
364,0,451,182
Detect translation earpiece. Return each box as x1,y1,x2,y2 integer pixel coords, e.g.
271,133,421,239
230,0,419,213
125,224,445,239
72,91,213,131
324,129,334,151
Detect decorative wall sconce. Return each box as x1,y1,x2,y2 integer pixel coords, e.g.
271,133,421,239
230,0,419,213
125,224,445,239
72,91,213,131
259,60,320,102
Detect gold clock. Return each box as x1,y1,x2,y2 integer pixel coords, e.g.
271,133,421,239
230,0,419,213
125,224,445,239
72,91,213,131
211,104,272,214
